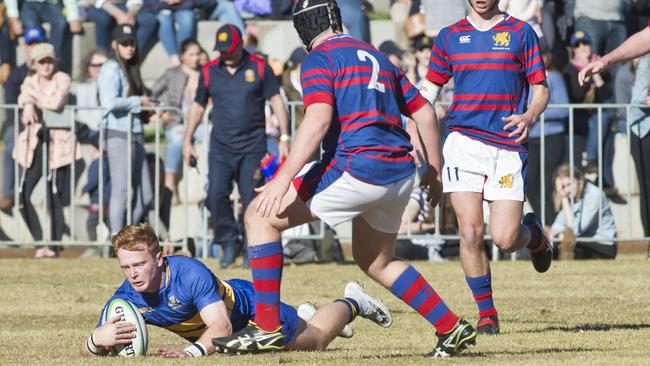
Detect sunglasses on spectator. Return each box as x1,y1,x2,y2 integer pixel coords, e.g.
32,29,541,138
89,62,104,68
575,41,591,47
119,40,137,48
38,58,55,64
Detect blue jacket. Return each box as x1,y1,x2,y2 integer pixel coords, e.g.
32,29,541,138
97,59,143,133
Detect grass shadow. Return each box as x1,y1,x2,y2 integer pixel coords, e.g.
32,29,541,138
526,323,650,334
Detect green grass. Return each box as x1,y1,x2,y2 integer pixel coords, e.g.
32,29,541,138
1,254,650,365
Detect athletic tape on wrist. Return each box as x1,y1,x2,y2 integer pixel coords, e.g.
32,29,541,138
420,79,441,105
183,342,207,357
86,331,101,356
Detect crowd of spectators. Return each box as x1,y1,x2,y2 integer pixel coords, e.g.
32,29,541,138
1,0,650,261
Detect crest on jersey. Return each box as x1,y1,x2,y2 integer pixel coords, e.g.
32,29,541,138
245,69,256,83
168,295,183,310
498,174,514,189
493,32,511,47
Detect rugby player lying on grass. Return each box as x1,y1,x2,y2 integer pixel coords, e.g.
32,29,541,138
81,223,391,358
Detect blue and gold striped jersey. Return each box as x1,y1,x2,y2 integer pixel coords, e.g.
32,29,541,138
98,256,252,342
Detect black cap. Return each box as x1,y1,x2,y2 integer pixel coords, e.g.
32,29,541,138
413,35,434,51
214,24,243,54
112,24,137,43
378,40,404,59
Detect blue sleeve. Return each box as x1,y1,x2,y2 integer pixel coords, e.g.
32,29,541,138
301,51,335,109
573,184,607,236
544,72,569,120
394,65,427,116
96,284,130,327
184,260,223,312
520,23,546,85
426,28,452,86
97,62,142,114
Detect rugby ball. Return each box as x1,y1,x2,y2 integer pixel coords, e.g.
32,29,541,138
100,298,148,357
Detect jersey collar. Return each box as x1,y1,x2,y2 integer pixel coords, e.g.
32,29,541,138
465,12,510,32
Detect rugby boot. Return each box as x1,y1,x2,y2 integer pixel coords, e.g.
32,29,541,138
212,321,285,354
476,315,500,335
524,213,553,273
344,281,392,328
427,319,477,358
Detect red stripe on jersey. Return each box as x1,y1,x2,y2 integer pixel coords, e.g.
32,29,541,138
338,66,393,80
454,63,521,71
454,93,515,101
302,68,333,79
450,104,516,111
430,45,449,64
455,126,511,138
526,55,543,69
426,69,451,85
302,77,333,88
339,109,401,124
450,127,520,146
527,69,546,85
405,94,427,115
320,42,376,52
361,154,413,163
334,77,396,90
341,120,398,132
449,52,518,62
349,146,406,153
524,45,541,62
304,92,334,108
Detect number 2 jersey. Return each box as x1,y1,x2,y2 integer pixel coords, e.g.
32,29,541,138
426,14,546,152
299,35,428,186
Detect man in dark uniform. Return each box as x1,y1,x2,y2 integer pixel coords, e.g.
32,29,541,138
183,24,290,269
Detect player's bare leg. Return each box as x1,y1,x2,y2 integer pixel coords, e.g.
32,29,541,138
449,192,490,277
351,216,476,358
213,184,319,353
289,281,393,351
449,192,499,335
488,200,552,273
288,302,352,351
245,183,318,245
488,200,527,252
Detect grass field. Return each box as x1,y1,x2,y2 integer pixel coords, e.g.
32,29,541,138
2,253,650,365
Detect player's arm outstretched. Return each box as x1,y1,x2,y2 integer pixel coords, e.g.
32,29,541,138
579,26,650,86
156,301,233,358
80,316,137,356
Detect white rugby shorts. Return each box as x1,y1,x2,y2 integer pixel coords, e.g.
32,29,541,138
293,161,415,233
442,131,527,201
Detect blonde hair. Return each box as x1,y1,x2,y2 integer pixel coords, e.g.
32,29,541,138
112,223,160,254
552,164,585,211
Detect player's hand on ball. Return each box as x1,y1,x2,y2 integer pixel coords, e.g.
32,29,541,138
502,112,533,144
254,177,290,218
156,347,189,358
94,315,137,347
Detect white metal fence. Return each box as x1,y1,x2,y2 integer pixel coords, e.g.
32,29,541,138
0,102,648,259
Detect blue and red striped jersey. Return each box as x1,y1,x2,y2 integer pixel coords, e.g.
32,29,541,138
301,35,427,185
427,14,546,152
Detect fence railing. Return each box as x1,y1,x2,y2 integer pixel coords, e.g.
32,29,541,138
0,102,648,260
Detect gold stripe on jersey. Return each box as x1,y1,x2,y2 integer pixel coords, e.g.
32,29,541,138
164,312,206,341
216,278,236,314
